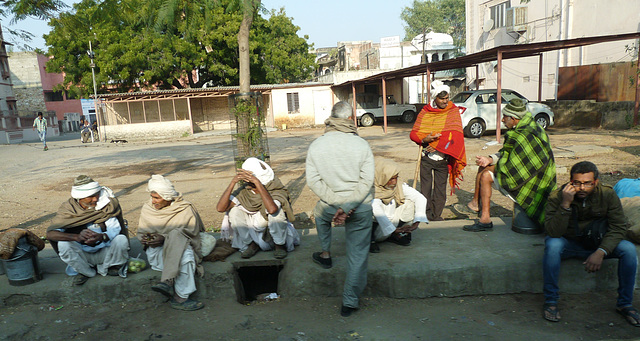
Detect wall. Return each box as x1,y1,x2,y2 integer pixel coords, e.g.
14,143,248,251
543,100,636,130
190,97,231,132
272,86,333,128
103,120,192,141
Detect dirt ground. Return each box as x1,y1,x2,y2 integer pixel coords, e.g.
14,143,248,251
1,123,640,340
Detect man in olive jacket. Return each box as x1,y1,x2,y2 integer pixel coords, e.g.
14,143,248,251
542,161,638,326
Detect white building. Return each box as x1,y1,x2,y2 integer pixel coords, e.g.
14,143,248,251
465,0,640,100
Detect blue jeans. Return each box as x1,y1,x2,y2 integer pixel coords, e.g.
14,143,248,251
543,236,638,307
37,130,47,147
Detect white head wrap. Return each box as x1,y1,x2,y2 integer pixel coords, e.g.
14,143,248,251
71,175,101,199
430,80,450,107
147,174,179,201
241,157,274,185
95,187,115,210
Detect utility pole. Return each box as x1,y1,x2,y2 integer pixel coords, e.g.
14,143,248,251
88,40,102,141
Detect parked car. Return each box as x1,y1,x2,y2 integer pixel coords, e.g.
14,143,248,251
351,93,417,127
451,89,554,138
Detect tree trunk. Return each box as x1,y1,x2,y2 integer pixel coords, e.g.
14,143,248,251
238,0,259,93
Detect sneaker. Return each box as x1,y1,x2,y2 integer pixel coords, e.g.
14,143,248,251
387,232,411,246
369,241,380,253
312,252,332,269
43,146,48,151
73,274,90,286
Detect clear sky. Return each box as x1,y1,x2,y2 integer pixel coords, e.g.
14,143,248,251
3,0,416,51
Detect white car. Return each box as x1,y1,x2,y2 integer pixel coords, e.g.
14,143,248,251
451,89,554,138
352,94,417,127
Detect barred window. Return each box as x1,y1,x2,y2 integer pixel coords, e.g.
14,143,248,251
287,92,300,114
490,1,510,29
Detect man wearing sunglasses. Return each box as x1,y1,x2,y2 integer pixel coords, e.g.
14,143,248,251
543,161,638,326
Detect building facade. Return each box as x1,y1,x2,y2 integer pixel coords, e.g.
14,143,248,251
465,0,640,100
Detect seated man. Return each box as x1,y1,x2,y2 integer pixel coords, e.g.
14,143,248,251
138,175,205,311
456,99,556,232
217,157,299,259
371,158,428,252
47,175,129,286
543,161,638,325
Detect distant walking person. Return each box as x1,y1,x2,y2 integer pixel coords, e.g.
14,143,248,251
32,112,48,151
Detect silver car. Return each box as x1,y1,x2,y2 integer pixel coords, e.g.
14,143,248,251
451,89,554,138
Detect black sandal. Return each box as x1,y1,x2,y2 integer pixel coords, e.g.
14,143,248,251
617,306,640,327
543,303,561,322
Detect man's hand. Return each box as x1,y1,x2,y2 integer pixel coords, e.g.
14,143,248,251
332,208,348,226
584,249,605,273
561,183,576,209
421,133,441,145
78,229,101,246
236,169,261,188
141,233,165,248
475,155,492,167
425,145,436,153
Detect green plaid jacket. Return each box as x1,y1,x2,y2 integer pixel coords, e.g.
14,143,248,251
496,112,556,225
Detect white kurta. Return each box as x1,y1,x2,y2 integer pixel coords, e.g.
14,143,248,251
371,183,428,241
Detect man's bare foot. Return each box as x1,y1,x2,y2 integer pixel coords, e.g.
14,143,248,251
467,202,480,212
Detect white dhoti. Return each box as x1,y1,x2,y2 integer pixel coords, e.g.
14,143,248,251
146,245,196,299
372,184,429,242
58,234,129,277
228,205,299,252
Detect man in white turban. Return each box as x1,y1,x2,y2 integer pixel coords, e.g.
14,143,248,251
217,157,299,259
47,175,130,286
138,175,205,311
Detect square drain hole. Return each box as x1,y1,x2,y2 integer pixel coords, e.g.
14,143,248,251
233,261,283,304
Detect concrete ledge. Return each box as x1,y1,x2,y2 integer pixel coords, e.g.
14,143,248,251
1,218,638,307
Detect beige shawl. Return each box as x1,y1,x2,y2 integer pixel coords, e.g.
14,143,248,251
137,197,205,281
374,158,405,206
324,117,358,134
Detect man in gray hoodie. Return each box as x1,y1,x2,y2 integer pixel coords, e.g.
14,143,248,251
306,101,375,317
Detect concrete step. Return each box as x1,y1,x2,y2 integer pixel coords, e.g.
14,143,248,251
1,218,637,307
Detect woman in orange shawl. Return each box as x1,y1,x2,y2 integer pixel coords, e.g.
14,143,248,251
409,81,466,221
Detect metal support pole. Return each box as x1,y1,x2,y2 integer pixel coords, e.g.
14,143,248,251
475,64,479,90
634,48,640,126
496,50,503,142
426,68,432,105
352,82,357,127
382,77,387,133
538,53,544,102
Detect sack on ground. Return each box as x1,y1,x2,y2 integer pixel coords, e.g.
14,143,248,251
203,239,236,262
622,197,640,244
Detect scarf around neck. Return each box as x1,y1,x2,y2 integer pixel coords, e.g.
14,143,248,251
324,117,358,134
234,176,295,222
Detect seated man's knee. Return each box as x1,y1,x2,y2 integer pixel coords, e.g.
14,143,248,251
479,170,494,184
544,237,566,255
57,241,75,256
615,240,638,258
110,234,129,249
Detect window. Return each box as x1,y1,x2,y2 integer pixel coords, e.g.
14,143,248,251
44,91,64,102
286,92,300,114
490,1,511,29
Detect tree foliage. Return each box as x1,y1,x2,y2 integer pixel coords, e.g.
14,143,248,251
401,0,465,48
44,0,315,96
1,0,67,50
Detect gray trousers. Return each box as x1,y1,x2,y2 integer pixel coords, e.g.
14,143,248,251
315,206,372,308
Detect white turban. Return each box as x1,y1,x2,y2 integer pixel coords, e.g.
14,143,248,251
147,174,179,201
430,80,450,106
71,175,101,199
241,157,274,185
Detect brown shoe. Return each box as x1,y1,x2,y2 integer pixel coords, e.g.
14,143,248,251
274,245,287,259
73,274,90,286
241,243,259,259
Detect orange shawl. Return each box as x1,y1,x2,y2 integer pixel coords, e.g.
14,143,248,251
410,102,467,192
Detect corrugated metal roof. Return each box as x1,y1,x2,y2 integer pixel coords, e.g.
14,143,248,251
97,82,333,98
